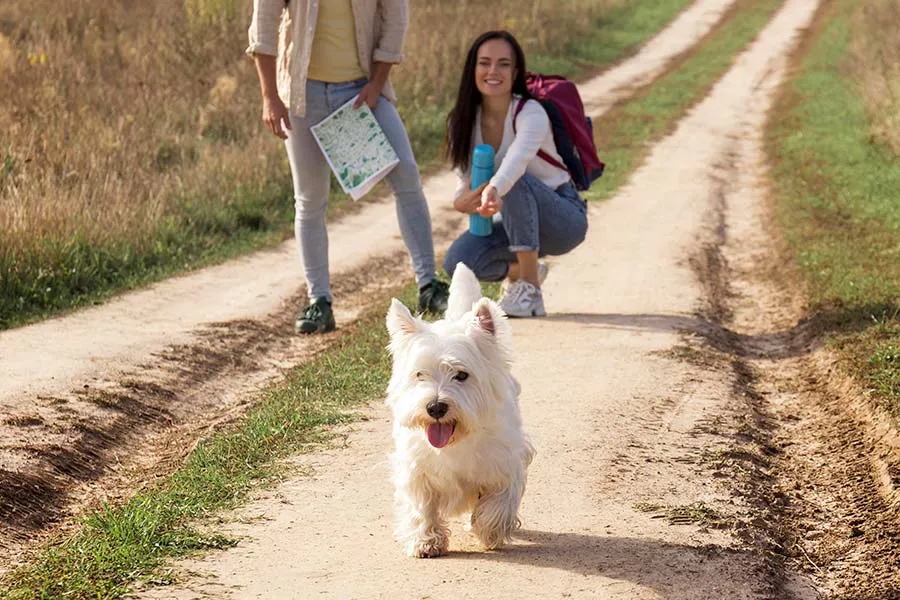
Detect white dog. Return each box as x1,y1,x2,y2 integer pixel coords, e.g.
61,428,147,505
385,263,535,558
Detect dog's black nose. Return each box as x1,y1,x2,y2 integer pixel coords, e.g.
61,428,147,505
426,400,449,419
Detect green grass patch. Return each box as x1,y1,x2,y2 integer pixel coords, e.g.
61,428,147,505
0,174,294,330
0,139,439,332
766,0,900,420
833,312,900,405
0,0,694,331
584,0,786,204
0,284,413,599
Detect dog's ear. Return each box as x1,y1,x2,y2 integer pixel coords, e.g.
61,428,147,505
468,298,510,339
473,300,497,335
386,298,423,339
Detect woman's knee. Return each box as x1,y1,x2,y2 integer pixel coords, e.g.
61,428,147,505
374,99,422,194
294,191,328,221
543,216,588,256
388,155,422,196
291,162,330,220
500,175,544,226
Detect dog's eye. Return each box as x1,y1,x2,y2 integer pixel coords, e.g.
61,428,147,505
415,371,426,381
453,371,469,382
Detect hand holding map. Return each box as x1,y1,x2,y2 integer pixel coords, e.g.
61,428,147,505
310,97,400,201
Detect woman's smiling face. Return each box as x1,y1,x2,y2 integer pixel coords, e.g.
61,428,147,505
474,38,516,99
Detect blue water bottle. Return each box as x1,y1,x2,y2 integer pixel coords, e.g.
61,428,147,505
469,144,494,237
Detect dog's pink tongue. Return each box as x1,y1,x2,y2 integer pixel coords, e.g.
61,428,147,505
426,422,454,448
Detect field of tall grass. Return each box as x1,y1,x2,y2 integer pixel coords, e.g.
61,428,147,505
0,0,641,329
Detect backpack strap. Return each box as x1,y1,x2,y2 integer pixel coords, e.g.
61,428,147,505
512,98,568,172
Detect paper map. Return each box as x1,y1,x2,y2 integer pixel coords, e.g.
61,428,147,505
310,97,400,201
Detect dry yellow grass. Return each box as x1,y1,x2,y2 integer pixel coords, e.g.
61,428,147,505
0,1,269,256
0,33,14,74
851,0,900,154
0,0,612,264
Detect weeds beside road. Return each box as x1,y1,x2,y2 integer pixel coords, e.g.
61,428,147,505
766,0,900,422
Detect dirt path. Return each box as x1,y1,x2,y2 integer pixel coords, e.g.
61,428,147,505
0,0,742,571
131,0,837,598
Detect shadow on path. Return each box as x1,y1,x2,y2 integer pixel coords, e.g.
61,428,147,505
446,529,761,598
545,302,898,360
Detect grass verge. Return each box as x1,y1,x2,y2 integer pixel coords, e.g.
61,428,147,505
1,174,294,328
765,0,900,421
583,0,786,204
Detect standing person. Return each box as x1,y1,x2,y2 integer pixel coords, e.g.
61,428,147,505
442,30,588,318
247,0,448,334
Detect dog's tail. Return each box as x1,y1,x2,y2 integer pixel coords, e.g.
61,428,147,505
445,262,483,321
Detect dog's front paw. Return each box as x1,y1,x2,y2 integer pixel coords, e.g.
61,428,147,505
410,541,447,558
471,489,521,550
407,534,449,558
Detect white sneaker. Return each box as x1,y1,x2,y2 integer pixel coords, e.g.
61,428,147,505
501,261,549,294
498,279,546,318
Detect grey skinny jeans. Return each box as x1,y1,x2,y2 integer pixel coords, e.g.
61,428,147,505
284,78,437,302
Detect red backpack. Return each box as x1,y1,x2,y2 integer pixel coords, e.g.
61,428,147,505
513,72,605,191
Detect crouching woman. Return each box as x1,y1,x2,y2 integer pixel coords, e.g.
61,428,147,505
442,30,588,318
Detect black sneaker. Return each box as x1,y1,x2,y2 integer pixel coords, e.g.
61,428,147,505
295,297,336,334
418,279,449,314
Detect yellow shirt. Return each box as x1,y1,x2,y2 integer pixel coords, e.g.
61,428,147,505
247,0,407,117
307,0,365,83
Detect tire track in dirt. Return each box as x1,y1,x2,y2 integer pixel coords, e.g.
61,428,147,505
0,0,744,575
679,4,900,590
694,2,900,591
0,248,427,570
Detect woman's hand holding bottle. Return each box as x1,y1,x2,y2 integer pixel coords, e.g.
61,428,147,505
454,183,488,214
478,184,502,217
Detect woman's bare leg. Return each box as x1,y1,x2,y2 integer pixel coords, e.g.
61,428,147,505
510,251,539,287
506,261,520,283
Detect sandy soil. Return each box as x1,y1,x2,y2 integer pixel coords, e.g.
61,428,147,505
124,0,896,598
0,0,741,570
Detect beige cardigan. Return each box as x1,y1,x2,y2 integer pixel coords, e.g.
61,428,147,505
247,0,407,117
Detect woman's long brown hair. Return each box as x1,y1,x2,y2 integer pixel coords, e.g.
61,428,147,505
444,31,532,172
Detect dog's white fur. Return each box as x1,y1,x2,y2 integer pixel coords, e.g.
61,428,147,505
385,263,535,558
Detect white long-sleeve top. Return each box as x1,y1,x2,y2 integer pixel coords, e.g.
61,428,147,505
454,94,570,200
